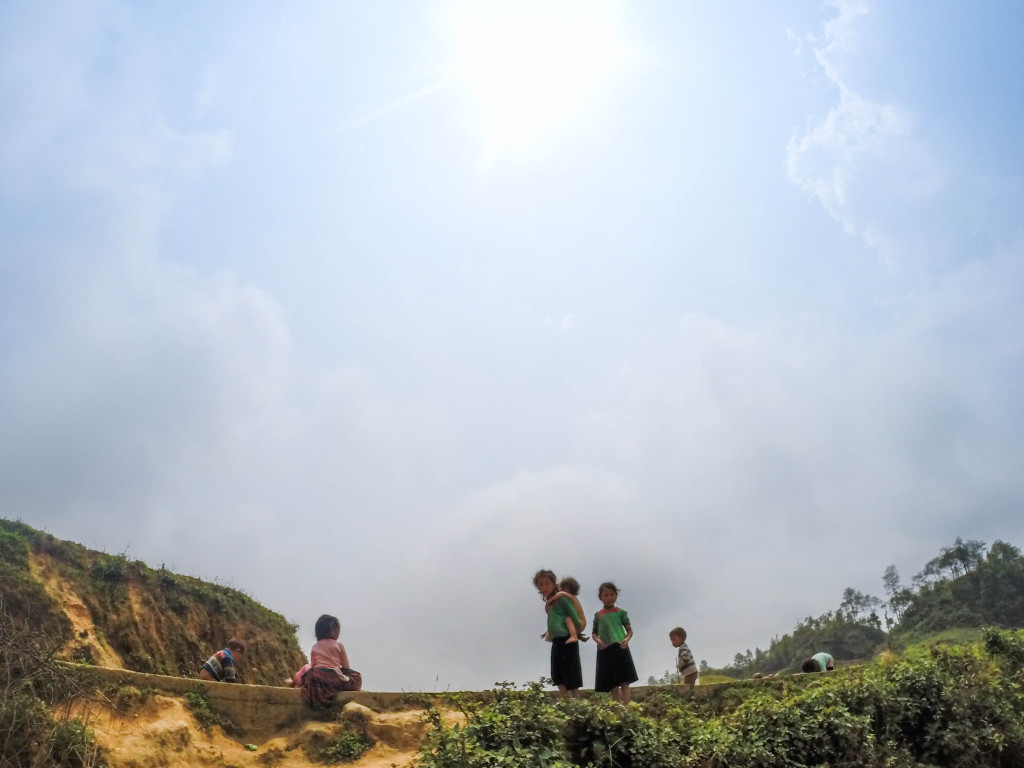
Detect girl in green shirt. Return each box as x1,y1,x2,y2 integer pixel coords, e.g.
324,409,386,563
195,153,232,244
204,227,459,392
592,581,638,702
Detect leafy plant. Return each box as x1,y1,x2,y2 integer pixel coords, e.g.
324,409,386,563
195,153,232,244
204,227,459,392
319,729,370,764
183,689,240,736
0,603,106,767
419,632,1024,768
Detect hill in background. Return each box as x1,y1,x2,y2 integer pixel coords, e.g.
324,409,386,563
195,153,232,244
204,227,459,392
0,518,305,685
651,536,1024,682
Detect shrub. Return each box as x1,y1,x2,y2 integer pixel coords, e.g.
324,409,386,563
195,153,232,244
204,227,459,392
319,729,370,764
419,632,1024,768
183,689,240,736
0,604,106,767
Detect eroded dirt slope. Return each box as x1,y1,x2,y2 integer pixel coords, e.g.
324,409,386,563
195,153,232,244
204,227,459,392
76,695,460,768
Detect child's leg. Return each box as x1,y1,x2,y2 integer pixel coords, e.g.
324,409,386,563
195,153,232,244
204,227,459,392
620,682,631,704
556,684,569,697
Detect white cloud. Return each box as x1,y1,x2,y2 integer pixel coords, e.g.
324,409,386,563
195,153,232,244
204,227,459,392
786,0,939,263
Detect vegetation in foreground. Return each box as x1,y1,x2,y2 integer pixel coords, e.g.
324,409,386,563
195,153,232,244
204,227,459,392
422,629,1024,767
1,605,106,767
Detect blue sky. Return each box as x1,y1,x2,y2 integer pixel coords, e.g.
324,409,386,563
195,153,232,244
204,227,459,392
2,0,1023,690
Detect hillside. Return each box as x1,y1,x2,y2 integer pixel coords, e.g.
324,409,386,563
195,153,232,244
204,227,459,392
690,537,1024,681
0,518,305,684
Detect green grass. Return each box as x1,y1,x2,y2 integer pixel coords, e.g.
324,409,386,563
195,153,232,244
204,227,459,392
886,626,984,653
697,673,739,685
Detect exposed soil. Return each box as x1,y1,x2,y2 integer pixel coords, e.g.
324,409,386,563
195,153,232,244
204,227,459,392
27,539,456,767
29,551,125,669
75,695,460,768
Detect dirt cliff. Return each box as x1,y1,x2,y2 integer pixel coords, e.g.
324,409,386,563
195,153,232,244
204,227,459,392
0,518,305,685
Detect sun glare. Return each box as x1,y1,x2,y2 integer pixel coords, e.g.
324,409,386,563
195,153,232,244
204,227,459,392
448,1,628,165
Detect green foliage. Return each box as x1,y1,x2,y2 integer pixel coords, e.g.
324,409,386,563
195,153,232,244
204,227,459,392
422,682,573,767
893,539,1024,641
319,729,371,764
705,610,886,678
1,605,106,767
420,632,1024,767
111,684,154,713
184,689,240,736
0,523,72,641
705,536,1024,681
49,719,107,768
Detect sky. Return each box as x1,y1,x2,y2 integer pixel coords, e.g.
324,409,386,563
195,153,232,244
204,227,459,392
2,0,1024,691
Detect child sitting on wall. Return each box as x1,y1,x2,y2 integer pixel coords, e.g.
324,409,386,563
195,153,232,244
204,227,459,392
303,614,362,707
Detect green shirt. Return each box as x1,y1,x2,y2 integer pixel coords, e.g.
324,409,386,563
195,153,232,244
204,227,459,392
593,607,630,645
812,652,833,671
547,596,580,638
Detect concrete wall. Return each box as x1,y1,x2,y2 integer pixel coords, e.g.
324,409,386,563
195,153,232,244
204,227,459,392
79,665,788,738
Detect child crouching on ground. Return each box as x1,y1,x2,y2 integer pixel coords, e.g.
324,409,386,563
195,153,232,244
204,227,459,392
304,614,362,707
669,627,698,687
198,639,245,683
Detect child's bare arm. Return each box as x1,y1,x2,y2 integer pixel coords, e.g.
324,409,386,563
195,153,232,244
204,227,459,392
545,591,572,609
621,623,633,648
337,641,351,669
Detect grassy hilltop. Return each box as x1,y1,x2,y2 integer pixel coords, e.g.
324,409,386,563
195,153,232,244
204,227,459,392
0,518,305,684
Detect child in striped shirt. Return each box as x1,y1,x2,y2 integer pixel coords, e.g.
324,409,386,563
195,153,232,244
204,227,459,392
670,627,698,687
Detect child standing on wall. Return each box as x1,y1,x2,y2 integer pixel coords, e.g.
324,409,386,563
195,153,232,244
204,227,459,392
198,639,245,683
533,569,582,697
303,614,363,707
669,627,699,687
592,582,638,703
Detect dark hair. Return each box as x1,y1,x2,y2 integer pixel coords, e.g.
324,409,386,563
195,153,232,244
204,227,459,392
533,569,558,598
226,638,245,653
801,658,819,673
559,577,580,596
597,581,619,598
669,627,686,640
315,614,341,641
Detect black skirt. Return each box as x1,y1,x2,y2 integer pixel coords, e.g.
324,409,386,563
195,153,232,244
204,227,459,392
595,643,638,693
550,636,583,690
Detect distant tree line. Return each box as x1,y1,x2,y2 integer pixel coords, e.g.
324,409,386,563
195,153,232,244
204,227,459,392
650,537,1024,682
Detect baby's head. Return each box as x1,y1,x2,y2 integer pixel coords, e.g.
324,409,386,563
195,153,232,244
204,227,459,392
315,614,341,641
226,638,246,660
533,569,558,599
669,627,687,647
558,577,580,596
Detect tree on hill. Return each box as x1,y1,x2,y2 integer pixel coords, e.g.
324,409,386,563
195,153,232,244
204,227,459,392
893,538,1024,641
914,537,987,586
693,535,1024,681
698,592,887,679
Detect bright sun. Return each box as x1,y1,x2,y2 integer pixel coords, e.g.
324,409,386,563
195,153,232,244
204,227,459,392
447,1,629,165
